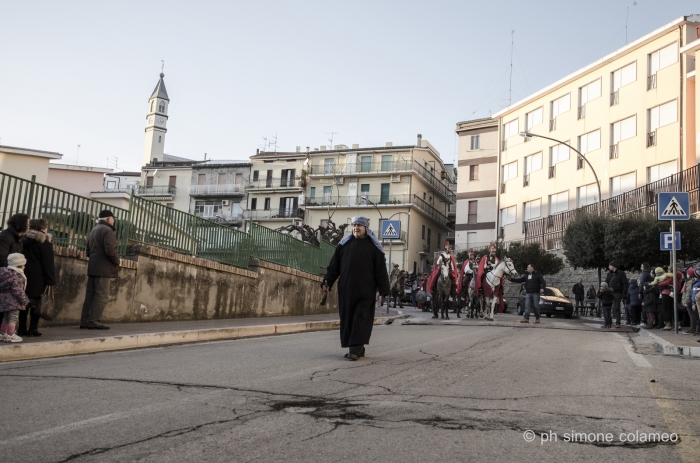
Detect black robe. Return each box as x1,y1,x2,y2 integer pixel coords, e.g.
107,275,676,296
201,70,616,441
324,236,390,348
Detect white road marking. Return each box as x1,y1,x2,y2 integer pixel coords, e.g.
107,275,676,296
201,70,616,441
612,333,652,368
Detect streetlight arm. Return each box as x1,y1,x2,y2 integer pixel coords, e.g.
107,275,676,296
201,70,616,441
520,132,602,208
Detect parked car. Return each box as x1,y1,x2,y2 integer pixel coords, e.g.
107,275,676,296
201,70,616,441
516,287,573,318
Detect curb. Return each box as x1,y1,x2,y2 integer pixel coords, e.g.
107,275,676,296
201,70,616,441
0,316,402,363
638,328,700,357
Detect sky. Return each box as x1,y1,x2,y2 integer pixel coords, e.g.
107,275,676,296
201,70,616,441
1,0,698,172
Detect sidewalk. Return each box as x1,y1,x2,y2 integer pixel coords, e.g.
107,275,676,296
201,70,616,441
0,307,404,363
638,327,700,357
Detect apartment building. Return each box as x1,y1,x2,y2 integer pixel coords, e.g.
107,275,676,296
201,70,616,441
244,150,305,225
190,160,250,227
454,118,499,250
493,15,700,243
304,136,454,274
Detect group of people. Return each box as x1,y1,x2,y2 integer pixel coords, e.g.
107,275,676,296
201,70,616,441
0,209,122,343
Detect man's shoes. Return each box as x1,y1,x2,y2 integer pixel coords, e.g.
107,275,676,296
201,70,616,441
17,329,28,337
359,347,365,358
344,353,359,361
86,323,110,330
27,329,42,337
535,319,541,324
520,319,529,323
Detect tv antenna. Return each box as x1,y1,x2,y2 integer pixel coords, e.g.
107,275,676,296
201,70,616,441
625,2,637,44
508,30,514,107
325,132,337,149
161,60,165,73
76,144,81,165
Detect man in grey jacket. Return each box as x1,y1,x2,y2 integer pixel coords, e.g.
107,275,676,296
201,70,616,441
80,210,120,330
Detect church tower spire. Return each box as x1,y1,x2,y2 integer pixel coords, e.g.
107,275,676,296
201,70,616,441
142,72,170,166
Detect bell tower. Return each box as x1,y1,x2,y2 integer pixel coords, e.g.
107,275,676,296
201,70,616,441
142,72,169,166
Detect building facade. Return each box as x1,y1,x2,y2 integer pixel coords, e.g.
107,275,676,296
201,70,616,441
190,160,250,227
492,15,700,245
47,164,113,198
454,118,499,250
304,137,455,274
0,145,62,184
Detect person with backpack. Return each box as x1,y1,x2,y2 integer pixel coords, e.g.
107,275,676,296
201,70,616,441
597,283,615,329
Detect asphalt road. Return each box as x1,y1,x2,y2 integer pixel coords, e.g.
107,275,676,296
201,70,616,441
1,312,698,462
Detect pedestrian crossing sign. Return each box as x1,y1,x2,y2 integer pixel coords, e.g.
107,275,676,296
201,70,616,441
381,220,401,239
657,192,690,220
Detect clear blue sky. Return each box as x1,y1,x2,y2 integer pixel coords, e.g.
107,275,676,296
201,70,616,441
1,1,697,171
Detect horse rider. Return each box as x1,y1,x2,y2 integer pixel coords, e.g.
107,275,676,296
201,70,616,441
390,263,400,282
474,245,499,296
426,241,458,301
483,246,500,272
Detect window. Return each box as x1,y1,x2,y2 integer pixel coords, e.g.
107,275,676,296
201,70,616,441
427,228,431,250
422,225,425,239
360,184,370,203
503,119,519,140
610,172,636,197
381,155,392,171
150,101,154,112
467,232,477,248
360,156,372,172
158,100,165,112
469,165,479,180
579,79,601,106
197,174,206,185
548,191,569,215
523,199,541,221
611,62,636,96
577,184,598,207
502,161,517,181
310,187,316,199
146,176,154,187
265,170,273,187
279,197,298,217
234,173,242,184
106,181,116,189
470,135,480,150
500,206,516,225
648,100,677,132
550,94,571,119
158,136,161,143
250,198,257,210
380,183,390,204
550,143,570,166
323,186,332,204
524,152,542,174
218,173,226,184
648,161,676,183
264,198,271,210
169,176,176,187
611,115,637,146
324,158,335,174
468,200,478,224
252,170,259,182
578,129,601,154
280,169,295,187
649,42,678,76
526,107,543,129
194,200,222,217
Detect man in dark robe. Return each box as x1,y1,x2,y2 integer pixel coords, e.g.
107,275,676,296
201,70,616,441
322,216,390,361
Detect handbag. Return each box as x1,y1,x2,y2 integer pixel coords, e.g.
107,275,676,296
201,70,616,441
38,286,56,321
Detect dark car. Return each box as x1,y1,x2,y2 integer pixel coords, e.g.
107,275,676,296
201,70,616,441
516,287,573,318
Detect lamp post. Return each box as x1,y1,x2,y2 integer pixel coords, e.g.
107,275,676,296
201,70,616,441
519,131,602,214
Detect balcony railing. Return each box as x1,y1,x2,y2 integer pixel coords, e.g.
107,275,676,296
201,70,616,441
610,91,619,106
412,194,452,229
647,74,657,90
610,144,619,159
412,160,455,203
305,194,410,207
195,213,243,225
248,179,303,189
100,186,139,194
548,166,556,179
549,118,556,131
137,186,176,196
501,140,508,151
576,157,584,170
189,184,245,196
308,159,413,176
500,183,506,194
243,209,304,220
523,174,530,187
647,131,656,147
577,105,585,120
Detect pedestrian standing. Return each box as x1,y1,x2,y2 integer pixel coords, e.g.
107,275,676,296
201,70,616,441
656,269,675,331
605,260,628,328
510,264,546,324
80,210,120,330
585,284,597,316
0,213,29,267
572,279,585,316
680,268,698,335
322,216,390,361
641,280,659,329
19,219,56,337
0,253,29,342
627,279,641,326
597,282,615,329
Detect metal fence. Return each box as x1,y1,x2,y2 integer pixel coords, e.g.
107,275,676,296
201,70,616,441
0,172,333,275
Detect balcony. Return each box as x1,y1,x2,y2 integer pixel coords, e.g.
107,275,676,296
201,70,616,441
549,118,556,131
243,209,304,220
189,184,245,197
577,105,585,120
412,160,455,203
305,194,410,208
412,194,452,229
195,213,243,226
647,131,656,147
610,144,619,159
500,183,506,194
308,159,413,176
576,157,584,170
548,166,556,179
523,174,530,187
647,74,657,90
248,179,303,190
610,91,619,106
501,140,508,151
137,186,176,199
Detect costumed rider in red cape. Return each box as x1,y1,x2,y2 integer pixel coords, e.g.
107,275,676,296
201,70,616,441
474,244,505,313
426,241,458,317
456,250,476,308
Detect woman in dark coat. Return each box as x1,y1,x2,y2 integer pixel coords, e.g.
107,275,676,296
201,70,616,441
627,279,641,326
0,213,29,267
19,218,55,336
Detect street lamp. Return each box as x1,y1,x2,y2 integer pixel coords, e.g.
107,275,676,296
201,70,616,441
519,131,601,213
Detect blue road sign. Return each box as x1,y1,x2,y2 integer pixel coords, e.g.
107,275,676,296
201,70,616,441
381,220,401,239
660,232,681,251
658,192,690,220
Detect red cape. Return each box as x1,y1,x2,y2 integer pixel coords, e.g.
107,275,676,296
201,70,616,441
426,253,457,294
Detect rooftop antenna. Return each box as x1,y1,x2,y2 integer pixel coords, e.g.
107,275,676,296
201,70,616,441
508,30,514,107
161,60,165,73
271,133,278,152
325,132,338,149
625,2,637,45
76,144,81,165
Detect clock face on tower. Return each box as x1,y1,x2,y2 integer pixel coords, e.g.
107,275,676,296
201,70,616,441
158,118,164,124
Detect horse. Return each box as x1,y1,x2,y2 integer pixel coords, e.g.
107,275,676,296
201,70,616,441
459,261,480,319
388,270,407,308
477,257,518,321
433,258,453,319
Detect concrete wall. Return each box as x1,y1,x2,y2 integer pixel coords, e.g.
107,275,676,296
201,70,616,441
0,152,52,184
47,167,107,198
48,244,338,326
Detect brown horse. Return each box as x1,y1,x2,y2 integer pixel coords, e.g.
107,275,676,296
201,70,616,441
388,270,407,308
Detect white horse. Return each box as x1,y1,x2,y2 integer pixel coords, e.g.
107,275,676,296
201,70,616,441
433,258,453,319
479,257,518,321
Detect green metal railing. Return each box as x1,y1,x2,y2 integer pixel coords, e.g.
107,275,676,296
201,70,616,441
0,172,334,275
0,173,130,254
